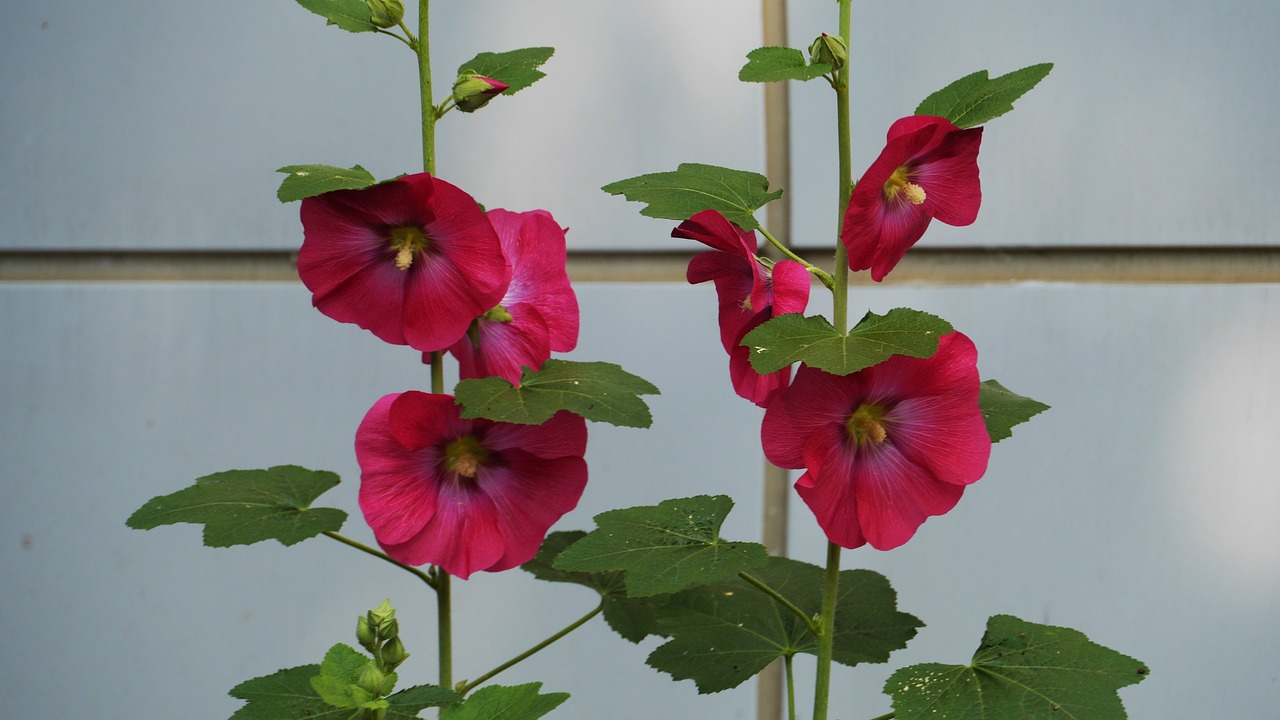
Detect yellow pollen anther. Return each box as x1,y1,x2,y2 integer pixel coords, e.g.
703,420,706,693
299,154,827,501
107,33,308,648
883,166,925,205
388,226,428,271
451,454,481,478
444,435,489,479
394,245,414,270
902,182,926,205
847,403,889,446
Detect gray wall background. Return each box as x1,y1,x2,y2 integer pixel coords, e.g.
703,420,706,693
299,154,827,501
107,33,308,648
3,1,1278,718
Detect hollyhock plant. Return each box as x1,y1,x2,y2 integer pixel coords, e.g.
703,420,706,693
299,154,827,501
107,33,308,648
448,208,579,384
761,332,991,550
355,390,588,579
842,115,983,282
676,209,811,406
297,172,511,352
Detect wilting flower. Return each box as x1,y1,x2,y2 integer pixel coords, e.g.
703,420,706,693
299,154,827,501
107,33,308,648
297,173,511,352
448,209,578,384
842,115,982,282
761,332,991,550
676,210,810,407
355,391,588,578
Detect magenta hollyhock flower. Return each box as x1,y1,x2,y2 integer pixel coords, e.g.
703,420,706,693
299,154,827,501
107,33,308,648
297,173,511,352
842,116,983,282
676,210,811,407
761,332,991,550
355,391,588,578
448,209,579,384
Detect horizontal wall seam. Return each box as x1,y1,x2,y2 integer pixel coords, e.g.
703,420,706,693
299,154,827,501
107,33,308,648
1,247,1279,284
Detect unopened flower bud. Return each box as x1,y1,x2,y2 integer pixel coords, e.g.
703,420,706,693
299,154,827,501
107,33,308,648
365,0,404,29
381,637,409,670
356,615,378,651
368,599,395,627
358,664,389,696
377,617,399,639
452,72,509,113
808,33,847,71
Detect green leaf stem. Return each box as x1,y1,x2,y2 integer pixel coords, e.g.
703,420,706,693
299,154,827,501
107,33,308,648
979,379,1050,442
601,163,782,230
454,359,659,428
915,63,1053,128
647,557,922,693
742,309,953,376
457,48,555,95
292,0,377,33
553,496,768,597
126,465,346,547
886,614,1149,719
276,164,379,202
440,683,568,720
738,46,831,82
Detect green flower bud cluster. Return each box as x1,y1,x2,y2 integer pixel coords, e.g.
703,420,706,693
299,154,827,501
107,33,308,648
346,600,410,720
360,599,410,671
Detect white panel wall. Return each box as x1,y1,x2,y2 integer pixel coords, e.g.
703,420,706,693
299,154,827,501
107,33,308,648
3,283,1278,718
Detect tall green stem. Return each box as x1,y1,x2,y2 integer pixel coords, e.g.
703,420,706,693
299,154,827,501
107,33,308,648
417,0,449,690
418,0,435,175
832,0,852,334
812,542,842,720
437,570,452,689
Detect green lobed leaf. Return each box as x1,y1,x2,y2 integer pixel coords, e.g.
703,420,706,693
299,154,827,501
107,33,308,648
647,557,922,693
887,614,1149,720
293,0,377,33
229,664,456,720
276,164,379,203
552,495,768,597
522,531,670,643
440,683,568,720
385,685,463,719
230,665,348,720
979,379,1049,442
126,465,347,547
915,63,1053,129
457,47,555,95
738,46,831,83
601,163,782,230
743,309,953,376
454,359,659,428
310,643,374,708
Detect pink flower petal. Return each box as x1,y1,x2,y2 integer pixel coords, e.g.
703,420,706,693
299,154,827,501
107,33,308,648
355,395,589,577
297,173,511,352
476,451,589,572
449,303,552,384
484,410,587,460
355,394,443,546
673,209,757,257
761,332,990,550
841,116,982,282
382,479,506,578
487,209,579,352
